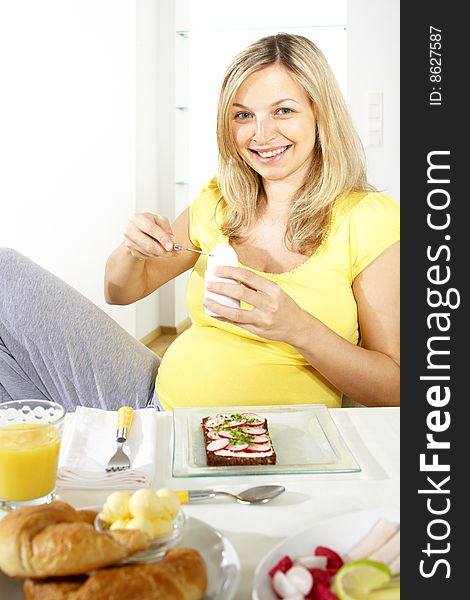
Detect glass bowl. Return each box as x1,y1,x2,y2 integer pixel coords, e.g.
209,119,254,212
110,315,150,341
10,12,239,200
94,509,186,563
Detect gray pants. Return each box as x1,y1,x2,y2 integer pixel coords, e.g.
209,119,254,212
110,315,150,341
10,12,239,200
0,248,161,411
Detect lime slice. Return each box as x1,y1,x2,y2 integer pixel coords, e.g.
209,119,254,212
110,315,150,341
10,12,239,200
335,560,396,600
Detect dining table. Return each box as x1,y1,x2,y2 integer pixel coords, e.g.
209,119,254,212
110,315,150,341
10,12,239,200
53,405,400,600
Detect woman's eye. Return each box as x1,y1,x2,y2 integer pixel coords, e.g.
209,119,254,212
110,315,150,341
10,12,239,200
235,112,252,120
277,107,293,115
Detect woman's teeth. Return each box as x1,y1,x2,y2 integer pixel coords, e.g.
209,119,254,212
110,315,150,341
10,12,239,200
256,146,288,158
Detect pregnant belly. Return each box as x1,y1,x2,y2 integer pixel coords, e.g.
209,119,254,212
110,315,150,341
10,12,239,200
155,325,340,410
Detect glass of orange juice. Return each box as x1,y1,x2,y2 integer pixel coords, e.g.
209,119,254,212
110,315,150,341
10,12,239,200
0,399,65,510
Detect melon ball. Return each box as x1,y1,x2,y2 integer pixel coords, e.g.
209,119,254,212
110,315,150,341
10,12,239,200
156,488,180,518
110,518,129,530
129,489,164,519
103,491,131,520
126,516,154,539
152,518,173,539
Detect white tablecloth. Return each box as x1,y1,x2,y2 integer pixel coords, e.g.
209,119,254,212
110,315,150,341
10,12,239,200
57,407,399,600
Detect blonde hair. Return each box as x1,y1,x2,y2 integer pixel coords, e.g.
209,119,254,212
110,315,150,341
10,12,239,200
216,33,373,254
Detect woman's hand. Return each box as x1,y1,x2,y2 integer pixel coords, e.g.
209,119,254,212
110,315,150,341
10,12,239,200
105,208,196,305
123,213,177,260
203,266,309,344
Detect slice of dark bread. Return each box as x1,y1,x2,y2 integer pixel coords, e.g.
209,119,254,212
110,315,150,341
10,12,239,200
202,413,277,466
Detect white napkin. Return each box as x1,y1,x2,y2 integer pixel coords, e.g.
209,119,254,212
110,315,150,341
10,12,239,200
57,407,157,490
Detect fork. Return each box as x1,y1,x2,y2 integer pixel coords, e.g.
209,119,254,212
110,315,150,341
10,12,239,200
105,406,134,472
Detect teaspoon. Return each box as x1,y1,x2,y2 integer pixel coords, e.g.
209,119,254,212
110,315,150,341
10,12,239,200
177,485,285,505
173,243,213,257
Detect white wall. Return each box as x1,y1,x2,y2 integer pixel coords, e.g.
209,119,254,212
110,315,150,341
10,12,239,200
0,0,174,338
136,0,162,339
347,0,400,202
0,0,140,334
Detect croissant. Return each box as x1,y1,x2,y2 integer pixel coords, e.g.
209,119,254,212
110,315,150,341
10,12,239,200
23,547,208,600
0,501,147,578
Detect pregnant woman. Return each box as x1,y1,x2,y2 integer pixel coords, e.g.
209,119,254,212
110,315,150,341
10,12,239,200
0,33,399,411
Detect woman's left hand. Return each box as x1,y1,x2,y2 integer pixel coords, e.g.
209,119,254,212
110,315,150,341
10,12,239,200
203,266,310,344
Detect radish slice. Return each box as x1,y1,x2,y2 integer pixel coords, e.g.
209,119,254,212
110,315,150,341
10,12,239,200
204,416,226,428
207,438,230,452
206,430,220,440
247,443,272,452
269,555,293,578
272,571,298,598
295,555,328,569
218,430,235,439
242,426,267,435
315,546,344,569
241,412,266,426
286,565,313,595
248,434,269,444
226,442,249,452
224,418,246,428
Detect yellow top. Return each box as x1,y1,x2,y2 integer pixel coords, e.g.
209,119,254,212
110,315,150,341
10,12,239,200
156,178,400,410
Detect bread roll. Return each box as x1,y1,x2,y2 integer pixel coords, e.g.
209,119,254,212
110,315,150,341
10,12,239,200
76,509,99,525
23,576,87,600
24,547,208,600
0,501,147,578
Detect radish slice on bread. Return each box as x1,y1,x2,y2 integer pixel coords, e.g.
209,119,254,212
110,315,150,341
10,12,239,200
247,443,272,452
224,418,247,428
204,416,227,428
242,426,267,435
248,434,269,444
218,430,235,439
226,442,249,452
241,412,266,426
207,439,230,452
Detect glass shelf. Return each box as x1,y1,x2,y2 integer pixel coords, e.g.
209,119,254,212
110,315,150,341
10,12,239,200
176,105,189,111
175,180,189,186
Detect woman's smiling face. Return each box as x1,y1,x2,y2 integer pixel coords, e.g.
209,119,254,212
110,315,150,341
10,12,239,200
231,64,317,187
